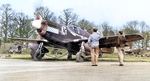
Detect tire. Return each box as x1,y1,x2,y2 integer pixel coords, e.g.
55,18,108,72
33,52,42,61
76,52,84,62
41,53,45,57
33,49,42,61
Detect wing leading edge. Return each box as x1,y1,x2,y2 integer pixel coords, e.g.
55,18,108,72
8,38,48,44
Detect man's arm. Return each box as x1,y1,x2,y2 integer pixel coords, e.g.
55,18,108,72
97,31,103,38
87,35,92,46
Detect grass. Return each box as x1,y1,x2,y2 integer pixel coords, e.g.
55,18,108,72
101,53,150,62
1,52,150,62
1,47,76,61
1,53,76,61
5,54,32,59
1,43,150,62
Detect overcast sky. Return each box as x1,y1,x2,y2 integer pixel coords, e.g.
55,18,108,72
1,0,150,28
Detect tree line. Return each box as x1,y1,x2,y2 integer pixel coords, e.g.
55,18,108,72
0,4,150,49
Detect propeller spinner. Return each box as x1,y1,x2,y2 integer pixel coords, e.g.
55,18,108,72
31,13,48,36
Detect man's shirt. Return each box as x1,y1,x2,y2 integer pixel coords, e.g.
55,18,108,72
88,33,101,47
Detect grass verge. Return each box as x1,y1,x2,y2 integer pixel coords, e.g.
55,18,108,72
1,53,150,62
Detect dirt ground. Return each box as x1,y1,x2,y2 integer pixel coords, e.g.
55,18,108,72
0,59,150,81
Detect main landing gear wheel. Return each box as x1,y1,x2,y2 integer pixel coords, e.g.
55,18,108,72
76,52,84,62
33,42,44,61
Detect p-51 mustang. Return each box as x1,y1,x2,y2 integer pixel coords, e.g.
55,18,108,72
9,13,144,62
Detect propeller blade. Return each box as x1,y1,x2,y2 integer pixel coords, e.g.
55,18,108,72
35,13,42,20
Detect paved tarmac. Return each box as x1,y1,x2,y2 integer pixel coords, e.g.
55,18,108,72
0,59,150,81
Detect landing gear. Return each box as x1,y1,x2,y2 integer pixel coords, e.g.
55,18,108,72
76,42,84,62
33,42,45,61
76,52,84,62
67,53,72,60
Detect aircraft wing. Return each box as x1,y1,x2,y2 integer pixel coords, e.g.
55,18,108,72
99,34,144,48
8,38,48,44
125,34,144,42
99,36,119,48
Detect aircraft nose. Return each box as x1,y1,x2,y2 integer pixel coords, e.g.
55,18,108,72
31,20,41,29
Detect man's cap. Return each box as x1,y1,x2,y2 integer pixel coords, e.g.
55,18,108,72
93,28,98,31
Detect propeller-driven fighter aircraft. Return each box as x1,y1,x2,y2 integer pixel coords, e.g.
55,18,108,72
9,13,144,62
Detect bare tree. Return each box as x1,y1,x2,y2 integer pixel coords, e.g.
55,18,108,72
13,12,37,38
14,12,27,38
123,21,139,34
0,24,1,48
77,19,96,34
59,8,78,26
7,11,18,39
0,4,13,43
34,6,57,22
139,21,150,49
101,22,114,36
113,28,120,35
12,12,37,48
122,21,150,49
0,28,1,48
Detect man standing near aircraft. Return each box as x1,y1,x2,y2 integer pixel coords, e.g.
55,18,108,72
87,28,101,66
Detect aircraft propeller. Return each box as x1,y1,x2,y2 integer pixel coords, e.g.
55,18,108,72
31,13,47,61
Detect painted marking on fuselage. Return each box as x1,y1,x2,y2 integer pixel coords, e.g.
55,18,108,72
61,26,67,35
47,26,59,34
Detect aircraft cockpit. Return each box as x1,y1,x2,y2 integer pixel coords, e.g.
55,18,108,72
68,25,85,35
